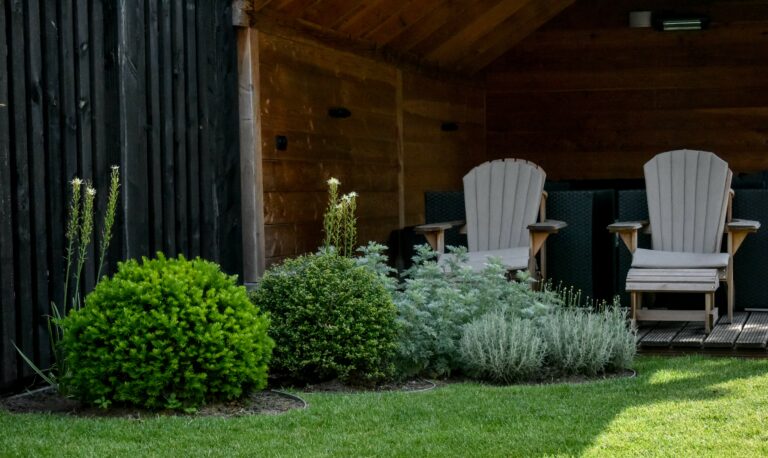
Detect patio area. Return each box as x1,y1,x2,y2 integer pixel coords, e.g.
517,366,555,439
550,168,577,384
637,311,768,354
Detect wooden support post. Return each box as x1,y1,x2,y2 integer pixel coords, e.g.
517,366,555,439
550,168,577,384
422,231,445,255
237,27,265,283
619,231,638,253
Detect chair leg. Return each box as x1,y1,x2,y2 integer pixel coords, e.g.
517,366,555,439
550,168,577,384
727,273,734,324
630,291,639,329
705,293,714,334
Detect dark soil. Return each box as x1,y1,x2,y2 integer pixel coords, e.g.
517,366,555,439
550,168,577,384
296,378,437,394
0,387,305,418
1,370,634,418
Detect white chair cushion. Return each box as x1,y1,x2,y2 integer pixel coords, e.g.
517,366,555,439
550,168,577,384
631,248,729,269
440,246,529,271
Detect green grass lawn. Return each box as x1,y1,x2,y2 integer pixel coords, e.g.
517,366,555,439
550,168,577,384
2,355,768,457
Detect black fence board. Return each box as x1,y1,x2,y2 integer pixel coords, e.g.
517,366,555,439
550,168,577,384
42,0,64,373
10,0,35,379
159,0,177,256
0,0,18,386
25,0,52,368
146,0,164,253
1,0,242,391
184,1,201,258
172,0,188,256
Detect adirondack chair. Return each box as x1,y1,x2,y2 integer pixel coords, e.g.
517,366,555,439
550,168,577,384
414,159,566,279
609,150,760,331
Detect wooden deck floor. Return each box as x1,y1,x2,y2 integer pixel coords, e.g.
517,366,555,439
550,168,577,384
637,312,768,356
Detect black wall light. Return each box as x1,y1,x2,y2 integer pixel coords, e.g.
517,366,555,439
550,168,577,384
275,135,288,151
441,122,459,132
328,107,352,118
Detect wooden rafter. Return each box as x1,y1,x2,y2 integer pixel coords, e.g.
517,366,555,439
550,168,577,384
457,0,576,74
425,0,530,65
236,0,576,73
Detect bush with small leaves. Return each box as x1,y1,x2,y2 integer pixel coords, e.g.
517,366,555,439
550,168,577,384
250,251,398,385
392,245,560,378
459,311,545,383
538,303,636,376
59,254,273,410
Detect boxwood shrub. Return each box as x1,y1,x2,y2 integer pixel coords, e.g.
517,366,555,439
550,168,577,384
250,252,398,385
59,254,273,410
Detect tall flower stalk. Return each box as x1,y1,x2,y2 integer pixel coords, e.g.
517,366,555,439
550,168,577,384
62,178,83,314
72,184,96,310
14,167,121,389
96,166,120,281
322,178,359,257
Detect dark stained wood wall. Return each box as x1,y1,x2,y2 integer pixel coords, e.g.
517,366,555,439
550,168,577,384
402,72,486,226
255,32,485,266
258,32,400,266
485,0,768,180
1,0,241,391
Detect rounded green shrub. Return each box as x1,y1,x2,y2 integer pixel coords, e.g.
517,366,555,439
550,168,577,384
59,254,273,410
250,252,398,385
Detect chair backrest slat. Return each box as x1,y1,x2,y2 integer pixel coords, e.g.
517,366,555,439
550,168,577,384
463,159,545,251
644,150,732,253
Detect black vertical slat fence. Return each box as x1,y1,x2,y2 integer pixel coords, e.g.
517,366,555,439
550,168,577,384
0,0,242,391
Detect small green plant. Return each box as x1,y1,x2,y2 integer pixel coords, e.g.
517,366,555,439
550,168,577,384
59,254,273,410
390,244,560,378
13,167,121,388
537,302,636,376
322,177,358,257
251,251,398,385
459,312,545,383
458,302,635,383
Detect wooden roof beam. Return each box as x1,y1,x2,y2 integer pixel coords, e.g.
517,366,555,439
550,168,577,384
457,0,575,74
425,0,530,65
241,7,480,84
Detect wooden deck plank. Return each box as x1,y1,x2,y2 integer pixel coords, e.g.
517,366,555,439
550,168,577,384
735,312,768,349
672,322,706,347
635,323,656,342
639,322,684,347
703,312,749,348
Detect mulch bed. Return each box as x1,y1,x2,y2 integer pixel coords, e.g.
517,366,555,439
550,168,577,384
0,387,305,418
1,370,635,418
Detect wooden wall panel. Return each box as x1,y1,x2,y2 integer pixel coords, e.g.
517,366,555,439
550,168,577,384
485,0,768,180
256,32,486,265
258,32,400,266
402,72,486,226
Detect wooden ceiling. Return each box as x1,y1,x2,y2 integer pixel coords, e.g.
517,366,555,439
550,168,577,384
242,0,576,75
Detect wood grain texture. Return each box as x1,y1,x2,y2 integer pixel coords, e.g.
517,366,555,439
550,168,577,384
255,31,486,264
244,0,573,73
0,0,17,386
402,71,485,227
485,0,768,180
1,0,242,389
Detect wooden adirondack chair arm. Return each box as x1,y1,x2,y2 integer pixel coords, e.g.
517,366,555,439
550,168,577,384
727,219,760,255
607,220,649,253
527,220,567,233
527,220,566,257
414,220,466,253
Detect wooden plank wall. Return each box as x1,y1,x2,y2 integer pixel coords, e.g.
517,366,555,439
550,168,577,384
259,33,484,265
0,0,241,391
485,0,768,180
402,72,486,226
255,32,485,266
